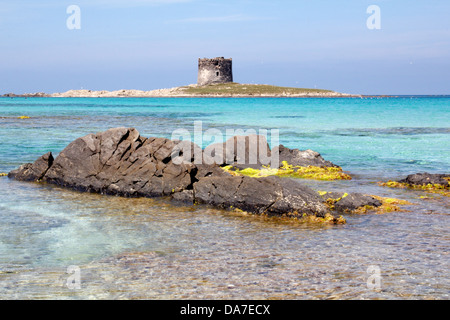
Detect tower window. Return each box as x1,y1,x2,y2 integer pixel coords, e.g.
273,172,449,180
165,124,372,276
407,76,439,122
216,71,220,77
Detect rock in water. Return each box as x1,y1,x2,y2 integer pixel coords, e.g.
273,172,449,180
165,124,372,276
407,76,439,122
333,193,382,213
398,173,449,187
203,134,272,169
273,144,338,168
8,128,340,220
203,135,339,170
43,128,198,196
8,152,53,181
318,191,383,213
193,175,329,217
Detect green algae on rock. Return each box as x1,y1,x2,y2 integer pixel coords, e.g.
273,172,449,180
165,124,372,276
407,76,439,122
379,173,450,197
352,196,415,214
230,207,347,225
222,161,352,181
317,191,413,215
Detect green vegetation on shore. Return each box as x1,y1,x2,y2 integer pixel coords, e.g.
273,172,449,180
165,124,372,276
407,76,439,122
179,82,336,96
2,82,350,98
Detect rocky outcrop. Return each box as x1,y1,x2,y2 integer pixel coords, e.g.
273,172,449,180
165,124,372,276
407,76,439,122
319,191,383,213
8,128,345,220
41,128,203,197
379,172,449,198
204,134,272,169
2,92,50,97
9,128,391,221
204,135,339,170
8,152,53,181
193,175,329,217
333,193,382,213
398,173,449,187
274,144,338,168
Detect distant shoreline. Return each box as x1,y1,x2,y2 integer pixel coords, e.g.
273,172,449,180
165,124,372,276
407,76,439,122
1,83,361,98
2,83,449,98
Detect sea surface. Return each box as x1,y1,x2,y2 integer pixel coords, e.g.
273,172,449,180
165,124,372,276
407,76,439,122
0,96,449,299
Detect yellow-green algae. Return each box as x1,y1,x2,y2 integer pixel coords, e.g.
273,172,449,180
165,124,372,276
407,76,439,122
319,190,413,215
352,195,414,215
231,207,346,225
222,161,352,181
378,179,450,197
322,192,349,210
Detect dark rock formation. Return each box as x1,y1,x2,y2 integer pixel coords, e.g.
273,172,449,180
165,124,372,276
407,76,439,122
204,134,272,169
171,190,195,203
42,128,199,197
398,173,449,187
194,175,328,217
333,193,382,213
203,135,339,170
318,191,346,201
8,152,53,181
9,128,340,219
318,191,383,213
273,144,338,168
2,92,50,98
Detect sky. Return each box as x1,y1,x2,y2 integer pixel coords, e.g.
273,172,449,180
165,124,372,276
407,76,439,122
0,0,449,95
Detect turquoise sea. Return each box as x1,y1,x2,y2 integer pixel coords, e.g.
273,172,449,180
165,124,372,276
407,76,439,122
0,97,449,299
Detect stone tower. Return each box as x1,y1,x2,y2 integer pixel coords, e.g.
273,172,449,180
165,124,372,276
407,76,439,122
197,57,233,86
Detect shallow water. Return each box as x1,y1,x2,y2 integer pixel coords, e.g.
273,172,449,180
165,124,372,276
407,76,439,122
0,97,449,299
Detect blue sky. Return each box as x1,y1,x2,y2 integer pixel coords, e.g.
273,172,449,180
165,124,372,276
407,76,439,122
0,0,449,94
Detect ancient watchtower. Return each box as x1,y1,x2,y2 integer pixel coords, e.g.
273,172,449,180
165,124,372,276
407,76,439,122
197,57,233,86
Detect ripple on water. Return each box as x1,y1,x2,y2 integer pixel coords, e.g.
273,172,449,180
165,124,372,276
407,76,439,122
0,97,449,299
0,177,449,299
